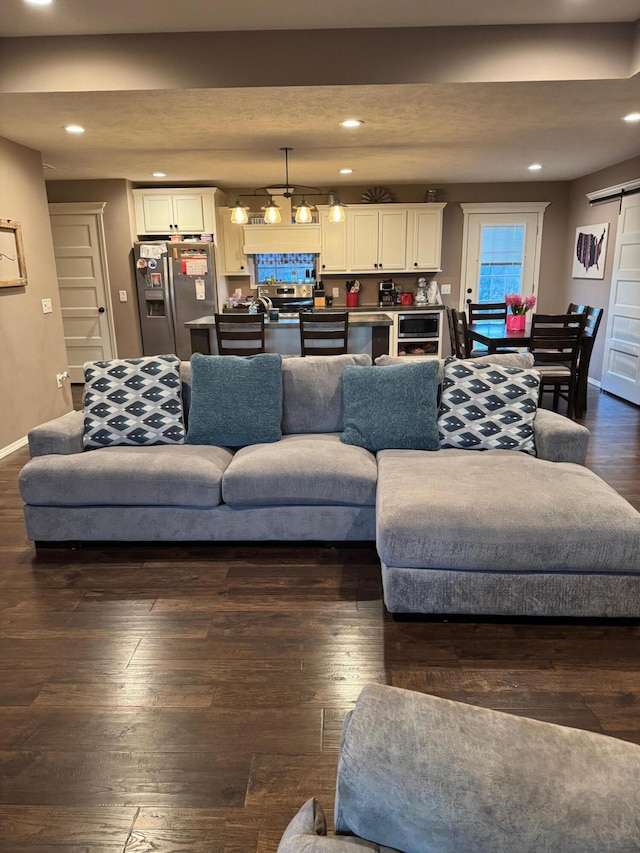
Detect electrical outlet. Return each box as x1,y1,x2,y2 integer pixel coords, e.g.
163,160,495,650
56,371,69,388
440,283,452,295
332,287,340,298
41,298,53,314
118,290,128,302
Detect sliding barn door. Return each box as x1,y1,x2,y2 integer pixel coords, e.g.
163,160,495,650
601,195,640,404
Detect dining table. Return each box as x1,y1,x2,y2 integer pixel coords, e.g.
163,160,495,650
467,320,531,353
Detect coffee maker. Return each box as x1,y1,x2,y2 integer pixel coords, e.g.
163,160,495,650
379,279,399,307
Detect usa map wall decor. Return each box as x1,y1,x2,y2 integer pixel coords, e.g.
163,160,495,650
572,222,609,280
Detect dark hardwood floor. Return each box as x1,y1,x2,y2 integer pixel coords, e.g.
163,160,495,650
1,386,639,852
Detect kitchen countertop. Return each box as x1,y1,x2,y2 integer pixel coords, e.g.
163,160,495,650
185,312,394,328
314,304,447,313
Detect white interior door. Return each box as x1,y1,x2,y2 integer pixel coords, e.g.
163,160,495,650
460,203,548,310
601,194,640,404
49,203,116,382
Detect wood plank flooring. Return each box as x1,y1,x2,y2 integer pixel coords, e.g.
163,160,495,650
0,386,639,851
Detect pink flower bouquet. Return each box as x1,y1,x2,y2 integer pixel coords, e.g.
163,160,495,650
505,293,536,315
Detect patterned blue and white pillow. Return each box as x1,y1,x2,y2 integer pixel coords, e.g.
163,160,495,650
438,358,540,455
83,355,185,449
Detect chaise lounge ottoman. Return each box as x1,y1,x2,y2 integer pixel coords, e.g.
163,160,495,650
376,448,640,617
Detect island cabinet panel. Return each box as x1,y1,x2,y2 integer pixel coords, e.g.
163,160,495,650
319,208,348,273
133,188,223,236
219,208,250,275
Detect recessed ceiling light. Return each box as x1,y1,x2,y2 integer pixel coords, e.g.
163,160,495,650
623,112,640,123
25,0,53,5
152,172,166,178
339,168,353,174
64,125,85,134
528,163,543,171
340,119,363,128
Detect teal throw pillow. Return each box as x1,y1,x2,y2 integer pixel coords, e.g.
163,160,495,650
341,360,440,452
186,353,283,447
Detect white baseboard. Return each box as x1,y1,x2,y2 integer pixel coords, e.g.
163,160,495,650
0,435,28,460
587,377,602,389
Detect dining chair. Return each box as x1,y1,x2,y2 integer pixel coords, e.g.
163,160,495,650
299,312,349,356
468,302,509,323
467,302,516,353
450,308,475,359
574,306,604,419
214,312,265,356
529,312,587,419
445,305,457,357
567,303,586,315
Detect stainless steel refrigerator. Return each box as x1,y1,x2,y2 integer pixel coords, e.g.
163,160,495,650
133,241,218,360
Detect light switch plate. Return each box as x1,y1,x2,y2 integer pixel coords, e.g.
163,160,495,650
41,298,53,314
118,290,128,302
332,287,340,298
440,283,452,295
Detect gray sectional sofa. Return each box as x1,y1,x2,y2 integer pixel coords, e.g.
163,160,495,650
18,353,640,617
278,683,640,852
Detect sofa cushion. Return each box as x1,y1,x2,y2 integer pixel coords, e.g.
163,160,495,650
375,352,535,385
376,449,640,573
19,445,233,508
222,434,377,507
341,361,440,453
83,354,185,449
186,352,282,447
281,353,372,434
438,358,540,455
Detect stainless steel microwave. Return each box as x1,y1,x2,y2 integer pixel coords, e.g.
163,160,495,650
397,312,440,339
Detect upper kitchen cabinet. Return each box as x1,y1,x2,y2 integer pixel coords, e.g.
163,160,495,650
347,207,408,273
405,204,446,271
318,207,348,273
219,208,251,275
133,188,225,236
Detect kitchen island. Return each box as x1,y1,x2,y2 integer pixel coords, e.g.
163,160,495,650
185,312,394,359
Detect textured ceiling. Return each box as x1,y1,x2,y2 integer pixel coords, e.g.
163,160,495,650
1,1,639,188
2,0,640,36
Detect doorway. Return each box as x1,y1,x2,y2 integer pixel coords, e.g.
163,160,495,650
460,203,549,311
49,202,117,382
601,193,640,405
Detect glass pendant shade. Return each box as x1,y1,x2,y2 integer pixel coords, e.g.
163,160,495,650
262,199,282,224
328,199,346,223
294,199,314,224
230,199,249,225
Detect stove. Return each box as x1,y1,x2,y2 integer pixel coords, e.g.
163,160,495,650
257,283,314,314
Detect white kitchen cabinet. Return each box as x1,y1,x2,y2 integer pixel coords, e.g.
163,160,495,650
318,207,348,273
219,208,250,275
133,187,224,236
347,207,407,273
406,204,446,271
318,203,446,273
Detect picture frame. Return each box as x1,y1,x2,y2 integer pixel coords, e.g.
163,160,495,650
0,219,27,288
572,222,609,280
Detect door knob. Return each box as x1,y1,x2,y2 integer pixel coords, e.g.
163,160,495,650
466,288,473,294
98,306,105,313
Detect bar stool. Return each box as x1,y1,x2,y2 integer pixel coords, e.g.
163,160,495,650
214,313,265,356
299,312,349,356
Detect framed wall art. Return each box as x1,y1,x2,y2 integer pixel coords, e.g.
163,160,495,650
572,222,609,280
0,219,27,288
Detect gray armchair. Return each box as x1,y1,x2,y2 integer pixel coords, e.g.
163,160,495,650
278,683,640,853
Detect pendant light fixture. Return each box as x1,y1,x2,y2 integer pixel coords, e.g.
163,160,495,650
261,198,282,224
230,199,249,225
327,192,346,223
231,148,346,225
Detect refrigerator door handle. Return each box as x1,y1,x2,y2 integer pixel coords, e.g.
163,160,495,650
164,255,178,354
